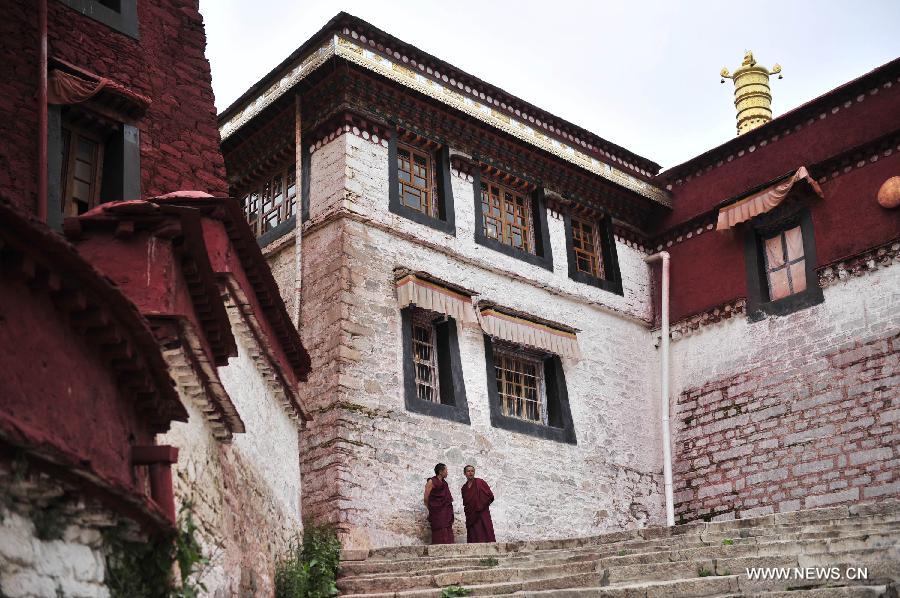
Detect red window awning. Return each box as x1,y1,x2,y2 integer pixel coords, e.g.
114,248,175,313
716,167,824,231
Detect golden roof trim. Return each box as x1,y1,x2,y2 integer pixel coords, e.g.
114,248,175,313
219,35,670,206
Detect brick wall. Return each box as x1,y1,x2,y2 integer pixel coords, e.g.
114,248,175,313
0,0,227,217
672,264,899,522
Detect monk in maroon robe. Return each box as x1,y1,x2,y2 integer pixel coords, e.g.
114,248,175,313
461,465,495,543
424,463,454,544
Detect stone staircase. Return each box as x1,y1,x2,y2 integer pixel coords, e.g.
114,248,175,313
337,501,900,597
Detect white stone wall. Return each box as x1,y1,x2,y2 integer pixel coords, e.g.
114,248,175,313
159,329,302,595
287,132,665,549
0,508,108,598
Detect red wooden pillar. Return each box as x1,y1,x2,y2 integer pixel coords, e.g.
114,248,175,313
132,445,180,523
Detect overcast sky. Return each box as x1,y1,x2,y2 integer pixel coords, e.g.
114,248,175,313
200,1,899,170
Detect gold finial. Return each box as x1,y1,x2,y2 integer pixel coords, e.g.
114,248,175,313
720,51,783,135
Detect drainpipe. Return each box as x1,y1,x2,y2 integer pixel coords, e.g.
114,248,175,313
645,251,675,527
38,0,48,222
292,93,303,327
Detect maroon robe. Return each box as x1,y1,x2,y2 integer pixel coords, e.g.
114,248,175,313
461,478,495,543
426,475,454,544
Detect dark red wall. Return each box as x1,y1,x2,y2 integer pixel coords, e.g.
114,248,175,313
656,77,900,322
0,0,227,217
0,276,155,488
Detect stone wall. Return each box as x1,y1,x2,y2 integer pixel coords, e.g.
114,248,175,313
159,326,302,595
671,262,900,523
0,507,108,598
268,131,665,549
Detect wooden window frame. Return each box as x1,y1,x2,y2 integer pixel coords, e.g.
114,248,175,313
60,124,105,217
472,168,553,271
388,131,456,235
480,179,535,254
762,225,806,301
744,203,823,322
571,216,604,279
400,307,470,424
492,345,547,424
563,211,622,295
397,144,439,219
482,335,576,444
411,310,440,403
240,165,297,244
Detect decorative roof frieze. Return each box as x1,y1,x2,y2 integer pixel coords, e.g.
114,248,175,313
218,31,670,206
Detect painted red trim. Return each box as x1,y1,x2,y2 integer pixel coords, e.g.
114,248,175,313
0,198,185,429
153,194,311,382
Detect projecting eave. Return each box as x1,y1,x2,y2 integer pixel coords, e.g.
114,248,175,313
218,13,670,207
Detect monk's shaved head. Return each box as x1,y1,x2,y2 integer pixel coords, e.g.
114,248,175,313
463,465,475,473
434,463,447,476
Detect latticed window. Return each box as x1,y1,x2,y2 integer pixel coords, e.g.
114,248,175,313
763,225,807,301
60,125,104,217
411,311,440,403
241,166,297,237
397,144,439,218
481,181,533,253
571,217,605,279
493,347,546,423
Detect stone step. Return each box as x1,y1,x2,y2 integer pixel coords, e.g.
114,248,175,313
338,560,601,594
338,501,900,597
357,512,900,564
338,546,897,595
518,582,891,598
340,531,898,579
339,572,601,598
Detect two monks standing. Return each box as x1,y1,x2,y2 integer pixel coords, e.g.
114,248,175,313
423,463,496,544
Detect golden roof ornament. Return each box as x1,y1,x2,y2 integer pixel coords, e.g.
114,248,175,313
721,51,782,135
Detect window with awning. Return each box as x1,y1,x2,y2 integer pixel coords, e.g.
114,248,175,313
716,166,823,231
477,308,581,360
395,273,477,323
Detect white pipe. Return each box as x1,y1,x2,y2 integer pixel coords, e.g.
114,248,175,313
645,251,675,527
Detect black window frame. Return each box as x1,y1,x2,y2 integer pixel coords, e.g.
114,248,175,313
563,212,623,295
744,203,823,322
47,105,141,231
388,131,456,236
472,168,553,271
400,307,470,424
482,335,576,444
58,0,139,39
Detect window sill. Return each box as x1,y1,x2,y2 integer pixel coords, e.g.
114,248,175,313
474,234,553,271
404,397,471,425
489,412,576,444
568,270,623,296
256,216,296,248
389,203,455,236
747,286,824,322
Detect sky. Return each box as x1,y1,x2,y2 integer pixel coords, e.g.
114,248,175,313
200,1,900,171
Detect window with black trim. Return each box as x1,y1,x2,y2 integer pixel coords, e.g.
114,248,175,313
401,307,469,424
744,204,823,321
240,165,297,241
563,212,622,295
472,168,553,270
388,131,455,235
482,336,576,444
49,107,141,229
58,0,139,38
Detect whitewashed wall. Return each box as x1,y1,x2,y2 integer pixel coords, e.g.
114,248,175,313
159,330,302,595
282,132,665,549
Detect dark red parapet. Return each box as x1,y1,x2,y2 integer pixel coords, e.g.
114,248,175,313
0,197,186,528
